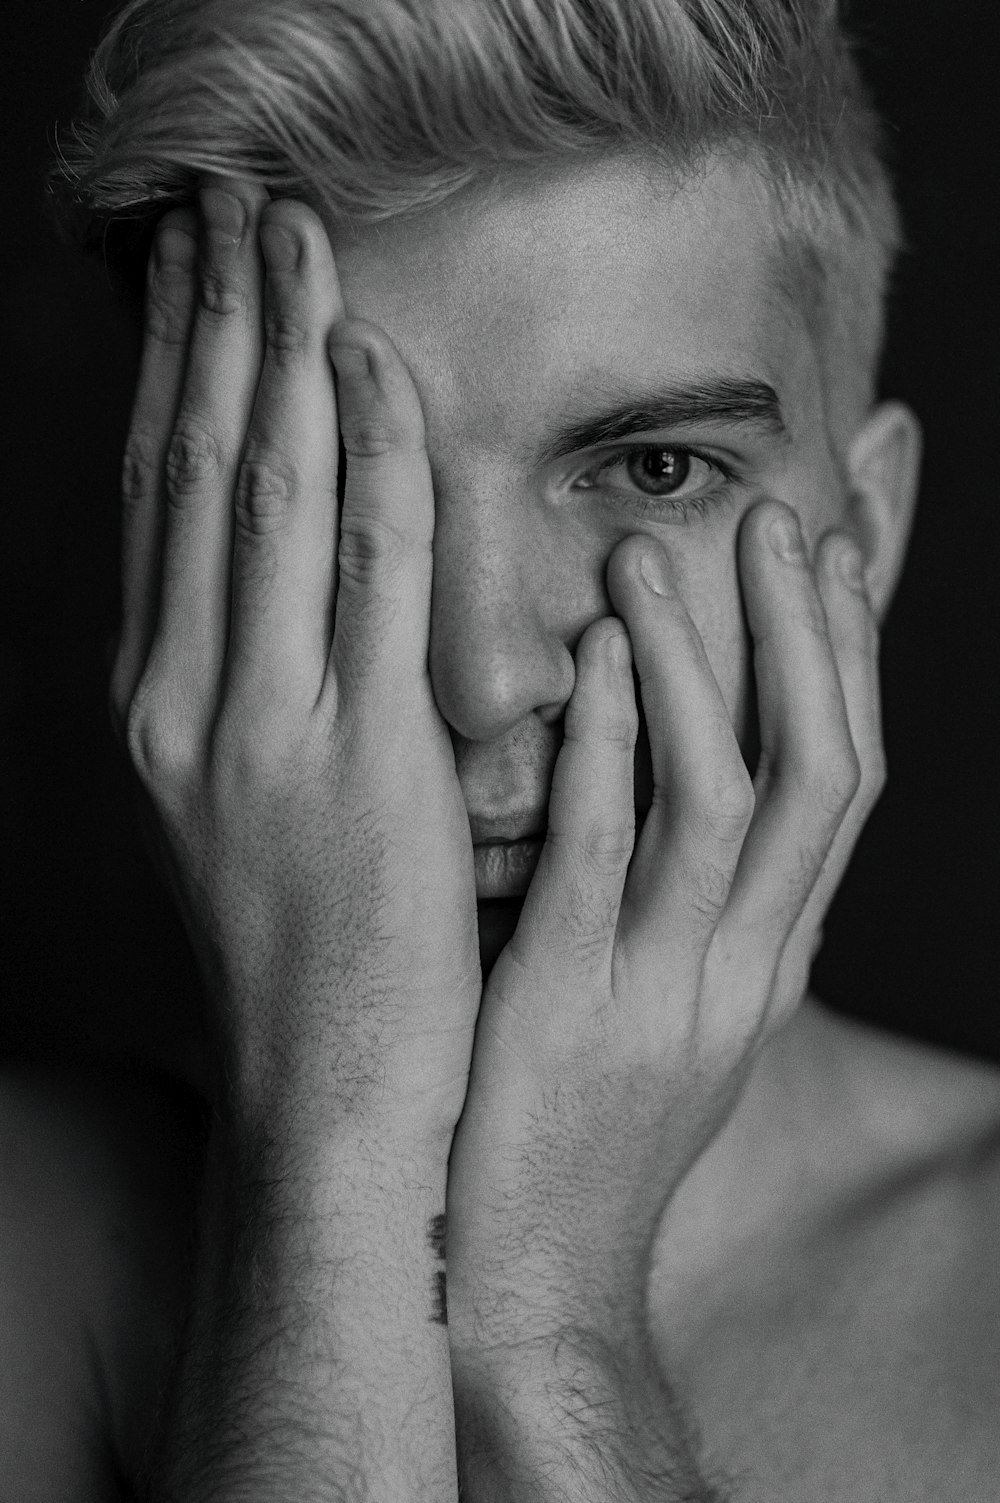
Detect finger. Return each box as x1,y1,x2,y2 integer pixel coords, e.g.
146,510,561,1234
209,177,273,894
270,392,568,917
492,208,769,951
225,199,345,710
606,537,754,960
719,502,860,962
769,532,884,1016
148,179,269,716
511,618,637,975
112,207,198,732
327,318,435,704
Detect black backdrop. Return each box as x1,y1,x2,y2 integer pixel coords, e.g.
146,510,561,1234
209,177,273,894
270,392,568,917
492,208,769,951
1,0,997,1086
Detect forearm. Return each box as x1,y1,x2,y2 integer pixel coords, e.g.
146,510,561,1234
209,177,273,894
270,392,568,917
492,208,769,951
454,1329,725,1503
148,1091,458,1503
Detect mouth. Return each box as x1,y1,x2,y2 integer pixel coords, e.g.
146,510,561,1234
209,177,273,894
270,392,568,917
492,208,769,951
473,837,545,900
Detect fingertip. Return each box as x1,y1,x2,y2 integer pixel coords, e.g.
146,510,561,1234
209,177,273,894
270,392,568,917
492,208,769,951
815,530,873,608
738,496,801,566
575,615,632,679
329,317,391,364
606,621,632,674
259,194,319,236
329,317,372,363
151,208,198,271
330,319,426,443
606,533,675,611
259,198,340,289
196,175,270,240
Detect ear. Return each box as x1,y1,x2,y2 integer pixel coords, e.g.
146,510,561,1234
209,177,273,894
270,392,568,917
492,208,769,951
845,400,922,622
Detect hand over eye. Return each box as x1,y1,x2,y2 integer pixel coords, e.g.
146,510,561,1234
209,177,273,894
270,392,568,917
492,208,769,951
111,180,480,1146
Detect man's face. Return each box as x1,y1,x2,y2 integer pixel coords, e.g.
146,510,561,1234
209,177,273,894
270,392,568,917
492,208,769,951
329,154,850,966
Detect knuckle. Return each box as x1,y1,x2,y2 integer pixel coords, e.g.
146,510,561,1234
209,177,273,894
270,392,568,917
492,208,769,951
199,267,249,321
337,515,416,586
580,818,635,877
121,428,159,511
599,703,639,750
263,305,310,366
165,419,224,501
688,857,732,923
340,410,412,461
123,690,192,790
562,871,619,962
234,452,294,536
806,745,861,817
144,263,193,347
697,771,756,843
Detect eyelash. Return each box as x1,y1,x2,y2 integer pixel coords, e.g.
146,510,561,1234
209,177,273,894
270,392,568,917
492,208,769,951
574,444,736,521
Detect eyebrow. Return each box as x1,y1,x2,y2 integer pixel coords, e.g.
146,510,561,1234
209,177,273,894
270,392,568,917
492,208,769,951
535,377,788,465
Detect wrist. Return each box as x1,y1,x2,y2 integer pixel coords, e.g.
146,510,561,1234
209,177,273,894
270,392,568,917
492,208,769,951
447,1224,655,1368
211,1010,463,1164
160,1108,459,1503
453,1327,706,1503
214,1088,454,1213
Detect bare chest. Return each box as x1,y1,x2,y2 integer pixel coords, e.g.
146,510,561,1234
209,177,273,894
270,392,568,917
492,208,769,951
649,1159,1000,1501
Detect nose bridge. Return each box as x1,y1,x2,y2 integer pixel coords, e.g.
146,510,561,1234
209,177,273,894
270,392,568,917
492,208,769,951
429,467,576,742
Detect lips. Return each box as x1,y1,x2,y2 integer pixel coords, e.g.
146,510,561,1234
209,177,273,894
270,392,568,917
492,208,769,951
473,837,545,899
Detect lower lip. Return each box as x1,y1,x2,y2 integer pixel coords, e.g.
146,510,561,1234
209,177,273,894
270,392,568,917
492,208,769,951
474,839,544,899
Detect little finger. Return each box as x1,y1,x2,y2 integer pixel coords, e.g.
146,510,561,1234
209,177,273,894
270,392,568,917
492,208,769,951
720,502,859,962
112,207,198,731
769,532,884,1018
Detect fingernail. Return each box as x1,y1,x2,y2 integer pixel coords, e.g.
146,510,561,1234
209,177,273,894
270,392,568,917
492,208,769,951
769,512,805,561
330,338,370,381
200,186,246,245
152,221,197,271
837,540,864,588
639,548,668,596
260,221,300,272
608,628,631,670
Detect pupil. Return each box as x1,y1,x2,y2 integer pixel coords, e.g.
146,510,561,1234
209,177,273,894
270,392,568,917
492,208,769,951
627,448,690,495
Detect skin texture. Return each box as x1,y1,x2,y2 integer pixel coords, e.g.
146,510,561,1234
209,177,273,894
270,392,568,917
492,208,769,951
9,151,935,1500
326,154,917,970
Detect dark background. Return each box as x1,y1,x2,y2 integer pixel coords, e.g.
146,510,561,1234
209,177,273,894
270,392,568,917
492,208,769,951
1,0,997,1087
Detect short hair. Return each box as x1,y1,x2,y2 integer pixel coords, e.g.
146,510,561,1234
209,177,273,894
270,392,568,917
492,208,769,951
53,0,903,432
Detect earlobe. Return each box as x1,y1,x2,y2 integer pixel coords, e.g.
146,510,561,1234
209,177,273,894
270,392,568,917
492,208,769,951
845,400,923,622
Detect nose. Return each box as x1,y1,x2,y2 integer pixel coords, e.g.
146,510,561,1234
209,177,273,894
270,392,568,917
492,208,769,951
428,484,579,744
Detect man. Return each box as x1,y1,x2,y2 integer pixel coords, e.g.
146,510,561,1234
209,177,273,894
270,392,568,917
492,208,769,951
3,0,997,1497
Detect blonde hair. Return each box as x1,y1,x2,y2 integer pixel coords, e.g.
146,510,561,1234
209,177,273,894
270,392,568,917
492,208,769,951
55,0,902,423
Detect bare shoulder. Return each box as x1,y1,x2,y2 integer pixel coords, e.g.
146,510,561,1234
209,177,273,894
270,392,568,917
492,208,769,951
653,1005,1000,1502
809,1004,1000,1155
805,1005,1000,1350
0,1062,203,1501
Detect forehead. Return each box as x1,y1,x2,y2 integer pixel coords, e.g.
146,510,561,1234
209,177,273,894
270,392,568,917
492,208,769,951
330,154,811,455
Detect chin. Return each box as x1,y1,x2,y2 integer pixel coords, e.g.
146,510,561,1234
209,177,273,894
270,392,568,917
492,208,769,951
477,898,523,978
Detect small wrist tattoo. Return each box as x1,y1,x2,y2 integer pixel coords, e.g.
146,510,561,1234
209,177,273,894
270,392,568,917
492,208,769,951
427,1211,448,1326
